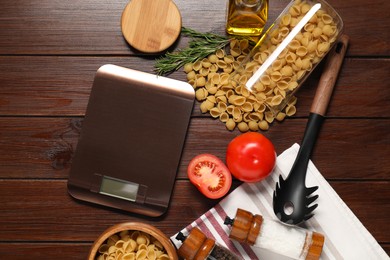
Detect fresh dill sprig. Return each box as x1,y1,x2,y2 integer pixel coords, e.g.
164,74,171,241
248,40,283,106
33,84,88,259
154,27,231,75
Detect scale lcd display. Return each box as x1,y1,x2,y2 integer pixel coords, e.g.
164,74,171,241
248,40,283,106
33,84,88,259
99,176,139,202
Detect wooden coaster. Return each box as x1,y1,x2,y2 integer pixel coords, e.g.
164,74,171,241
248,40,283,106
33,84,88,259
121,0,182,53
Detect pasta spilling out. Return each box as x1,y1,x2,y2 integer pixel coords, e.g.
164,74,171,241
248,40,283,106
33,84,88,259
183,0,342,132
96,230,169,260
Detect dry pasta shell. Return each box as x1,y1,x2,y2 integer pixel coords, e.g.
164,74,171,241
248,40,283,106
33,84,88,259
225,118,236,131
217,101,227,112
225,89,235,98
232,107,242,122
254,102,266,113
276,112,286,121
206,95,216,104
281,65,293,77
195,88,208,101
230,38,239,49
277,80,289,90
301,3,311,14
186,71,196,81
260,75,271,85
220,73,230,85
209,107,221,118
196,76,206,87
271,59,283,72
207,86,218,95
289,5,301,17
281,14,292,26
216,95,227,103
199,67,209,77
318,42,330,53
224,63,234,74
285,104,297,116
241,102,253,112
216,60,227,69
201,58,212,68
208,54,218,63
265,111,275,123
224,55,235,64
321,13,334,24
312,27,322,38
258,120,269,131
248,120,259,131
193,60,202,71
237,122,249,132
285,52,297,64
209,64,219,72
216,49,225,58
183,63,193,73
228,95,246,106
288,39,301,51
226,105,235,115
304,23,315,33
296,46,308,57
270,71,283,82
211,73,221,84
239,39,249,50
307,39,318,53
219,112,229,122
249,111,263,121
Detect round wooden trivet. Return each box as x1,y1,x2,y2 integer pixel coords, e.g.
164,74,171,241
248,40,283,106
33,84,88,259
121,0,182,53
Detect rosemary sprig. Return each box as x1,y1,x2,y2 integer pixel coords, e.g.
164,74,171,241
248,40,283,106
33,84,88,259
154,27,231,75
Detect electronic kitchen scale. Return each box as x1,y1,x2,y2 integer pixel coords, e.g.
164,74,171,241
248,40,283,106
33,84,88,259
68,64,194,217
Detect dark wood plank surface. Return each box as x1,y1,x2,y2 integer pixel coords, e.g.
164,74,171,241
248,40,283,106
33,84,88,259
0,0,389,258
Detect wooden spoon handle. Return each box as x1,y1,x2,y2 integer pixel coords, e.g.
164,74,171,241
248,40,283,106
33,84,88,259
310,34,349,116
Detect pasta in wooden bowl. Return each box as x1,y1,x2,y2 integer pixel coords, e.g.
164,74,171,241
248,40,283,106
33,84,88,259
89,222,178,260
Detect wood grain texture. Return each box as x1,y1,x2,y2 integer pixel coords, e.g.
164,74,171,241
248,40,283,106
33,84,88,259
0,0,388,55
0,0,389,258
0,180,388,242
0,57,388,117
0,117,389,180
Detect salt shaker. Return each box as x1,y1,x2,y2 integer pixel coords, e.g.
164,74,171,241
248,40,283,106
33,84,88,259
226,0,269,36
224,208,325,260
176,227,240,260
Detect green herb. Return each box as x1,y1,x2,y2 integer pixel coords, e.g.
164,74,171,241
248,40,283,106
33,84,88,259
154,27,231,75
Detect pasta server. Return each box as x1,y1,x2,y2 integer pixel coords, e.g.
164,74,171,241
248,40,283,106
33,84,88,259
273,35,349,225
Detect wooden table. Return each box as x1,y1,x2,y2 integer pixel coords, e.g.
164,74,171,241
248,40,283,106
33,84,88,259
0,0,389,258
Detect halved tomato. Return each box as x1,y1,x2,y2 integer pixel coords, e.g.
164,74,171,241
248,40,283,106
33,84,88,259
187,154,232,199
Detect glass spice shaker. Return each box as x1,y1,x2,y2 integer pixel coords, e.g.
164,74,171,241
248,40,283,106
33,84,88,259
226,0,269,36
224,208,325,260
176,227,240,260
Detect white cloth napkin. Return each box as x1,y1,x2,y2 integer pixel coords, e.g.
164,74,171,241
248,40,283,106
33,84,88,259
172,144,389,259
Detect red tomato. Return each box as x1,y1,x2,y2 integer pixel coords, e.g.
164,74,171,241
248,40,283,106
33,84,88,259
187,154,232,199
226,132,276,183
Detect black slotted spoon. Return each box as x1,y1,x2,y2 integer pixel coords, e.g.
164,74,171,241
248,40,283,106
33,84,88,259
273,35,349,225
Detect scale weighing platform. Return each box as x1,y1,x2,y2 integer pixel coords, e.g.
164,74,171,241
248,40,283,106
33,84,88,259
68,65,194,217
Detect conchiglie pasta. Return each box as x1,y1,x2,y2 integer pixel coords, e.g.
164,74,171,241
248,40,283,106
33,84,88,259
95,230,169,260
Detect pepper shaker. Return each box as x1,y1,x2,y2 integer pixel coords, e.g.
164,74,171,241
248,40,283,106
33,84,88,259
224,208,325,260
176,227,240,260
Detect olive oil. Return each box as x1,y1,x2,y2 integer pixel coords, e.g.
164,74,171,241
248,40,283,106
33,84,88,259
226,0,268,36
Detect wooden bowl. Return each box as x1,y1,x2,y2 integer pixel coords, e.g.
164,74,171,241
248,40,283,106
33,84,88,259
88,222,178,260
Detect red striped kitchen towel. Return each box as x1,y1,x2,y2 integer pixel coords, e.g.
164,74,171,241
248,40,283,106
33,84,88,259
171,144,388,260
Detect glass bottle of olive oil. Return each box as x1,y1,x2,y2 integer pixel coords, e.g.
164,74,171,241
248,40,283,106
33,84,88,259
226,0,268,36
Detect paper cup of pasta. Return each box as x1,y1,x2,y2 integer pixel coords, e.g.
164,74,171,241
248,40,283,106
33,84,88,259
89,222,178,260
234,0,343,118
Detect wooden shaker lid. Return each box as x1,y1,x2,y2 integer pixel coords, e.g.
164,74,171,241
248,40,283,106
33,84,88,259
177,228,207,260
121,0,182,53
228,208,263,245
194,238,215,260
305,232,325,260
